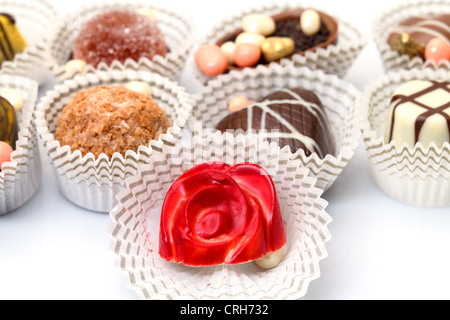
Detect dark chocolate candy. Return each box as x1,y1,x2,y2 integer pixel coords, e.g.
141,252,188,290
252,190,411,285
215,88,336,158
0,96,19,150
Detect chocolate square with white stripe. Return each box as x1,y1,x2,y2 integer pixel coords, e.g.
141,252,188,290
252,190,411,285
215,88,336,158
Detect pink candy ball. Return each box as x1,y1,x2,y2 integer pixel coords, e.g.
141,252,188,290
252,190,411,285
425,37,450,64
233,43,261,68
229,97,252,113
0,141,13,167
195,44,228,77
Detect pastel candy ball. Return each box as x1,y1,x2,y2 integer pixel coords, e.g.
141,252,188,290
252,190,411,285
195,44,228,76
425,37,450,63
233,43,261,68
229,97,252,113
242,14,276,36
0,141,13,167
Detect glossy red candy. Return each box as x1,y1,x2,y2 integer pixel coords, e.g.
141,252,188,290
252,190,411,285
159,162,286,267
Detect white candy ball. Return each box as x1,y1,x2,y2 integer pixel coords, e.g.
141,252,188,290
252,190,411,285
221,41,237,65
0,89,24,112
254,247,285,270
300,9,321,36
242,14,276,36
235,32,265,46
65,59,87,74
125,81,153,97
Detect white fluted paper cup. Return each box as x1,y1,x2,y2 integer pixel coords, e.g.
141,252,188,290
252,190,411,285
35,69,193,213
192,0,367,84
108,131,331,300
190,64,361,192
0,74,40,215
358,68,450,207
373,0,450,73
48,0,194,83
0,0,57,83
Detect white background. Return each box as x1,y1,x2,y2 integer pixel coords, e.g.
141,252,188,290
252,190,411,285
1,0,450,300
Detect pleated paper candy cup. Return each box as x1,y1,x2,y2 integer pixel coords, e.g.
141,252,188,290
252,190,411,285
48,0,194,83
0,0,57,84
108,131,331,300
373,0,450,73
358,68,450,208
0,75,40,215
190,64,361,192
35,69,193,213
193,0,367,84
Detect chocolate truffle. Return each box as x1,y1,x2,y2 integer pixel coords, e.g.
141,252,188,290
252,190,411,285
388,14,450,59
385,80,450,149
215,88,336,158
73,9,167,68
0,13,27,67
55,85,170,159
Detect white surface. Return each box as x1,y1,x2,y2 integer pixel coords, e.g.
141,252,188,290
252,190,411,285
1,0,450,300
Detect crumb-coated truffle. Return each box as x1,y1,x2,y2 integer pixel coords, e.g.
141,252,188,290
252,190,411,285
55,85,170,158
73,10,167,68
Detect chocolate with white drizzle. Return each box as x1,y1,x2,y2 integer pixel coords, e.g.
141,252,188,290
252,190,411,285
385,80,450,149
215,88,336,158
388,14,450,46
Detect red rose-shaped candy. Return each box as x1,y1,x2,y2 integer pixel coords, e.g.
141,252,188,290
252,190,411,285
159,162,287,267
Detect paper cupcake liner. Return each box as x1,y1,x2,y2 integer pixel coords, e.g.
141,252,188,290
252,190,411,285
0,74,41,215
35,69,193,213
192,0,367,84
190,64,361,192
373,0,450,73
0,0,57,83
358,68,450,207
108,131,331,300
48,0,195,83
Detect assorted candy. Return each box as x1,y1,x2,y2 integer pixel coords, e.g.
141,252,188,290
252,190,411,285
159,162,287,268
195,9,331,76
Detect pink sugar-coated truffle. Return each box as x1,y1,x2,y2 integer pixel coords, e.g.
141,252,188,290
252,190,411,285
425,37,450,64
73,10,167,68
229,97,252,113
0,141,13,168
194,44,228,77
233,43,261,68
